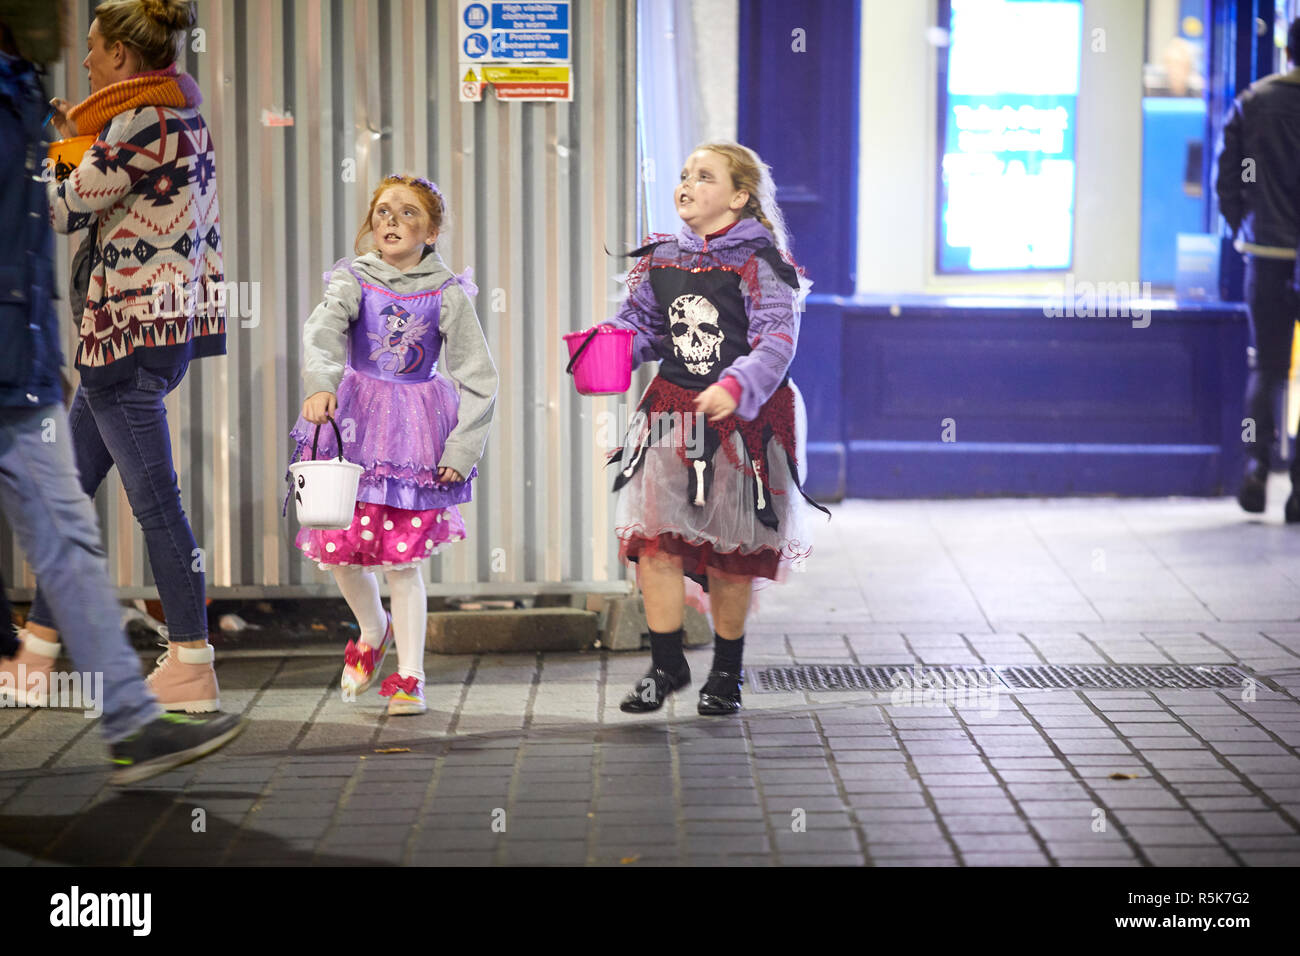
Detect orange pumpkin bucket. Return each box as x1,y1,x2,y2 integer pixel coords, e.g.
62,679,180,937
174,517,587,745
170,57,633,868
46,135,96,182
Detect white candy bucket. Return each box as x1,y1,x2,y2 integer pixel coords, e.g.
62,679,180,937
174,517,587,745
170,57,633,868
289,418,363,529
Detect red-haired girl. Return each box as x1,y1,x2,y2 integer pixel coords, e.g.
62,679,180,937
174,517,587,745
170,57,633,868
291,175,498,716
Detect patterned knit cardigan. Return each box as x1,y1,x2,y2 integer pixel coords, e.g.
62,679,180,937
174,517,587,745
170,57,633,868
46,101,225,385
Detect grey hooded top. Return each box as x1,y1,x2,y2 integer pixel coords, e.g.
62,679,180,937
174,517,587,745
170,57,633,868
301,249,498,479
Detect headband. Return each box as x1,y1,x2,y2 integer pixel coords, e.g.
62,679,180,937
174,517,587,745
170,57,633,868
384,173,442,196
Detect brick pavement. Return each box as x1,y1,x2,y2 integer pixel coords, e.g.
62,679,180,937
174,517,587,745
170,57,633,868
2,491,1300,866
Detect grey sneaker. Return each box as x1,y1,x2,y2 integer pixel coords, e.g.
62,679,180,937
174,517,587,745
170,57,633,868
109,712,246,785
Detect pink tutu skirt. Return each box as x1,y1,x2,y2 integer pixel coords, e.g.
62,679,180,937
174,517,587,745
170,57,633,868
289,367,475,567
296,500,467,568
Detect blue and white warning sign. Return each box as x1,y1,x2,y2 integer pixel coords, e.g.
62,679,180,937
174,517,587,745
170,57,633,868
458,1,572,102
490,30,568,59
492,2,568,30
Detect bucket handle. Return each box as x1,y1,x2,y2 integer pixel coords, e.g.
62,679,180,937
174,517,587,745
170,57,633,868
565,326,602,376
282,416,346,519
308,416,346,462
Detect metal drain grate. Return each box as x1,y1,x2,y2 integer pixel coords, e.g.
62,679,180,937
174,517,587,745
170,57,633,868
996,664,1249,690
752,665,996,693
749,664,1253,693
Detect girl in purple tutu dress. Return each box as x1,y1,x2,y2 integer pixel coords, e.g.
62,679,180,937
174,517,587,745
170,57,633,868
291,174,497,715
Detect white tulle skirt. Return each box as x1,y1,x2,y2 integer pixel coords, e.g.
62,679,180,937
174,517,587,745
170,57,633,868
612,376,821,613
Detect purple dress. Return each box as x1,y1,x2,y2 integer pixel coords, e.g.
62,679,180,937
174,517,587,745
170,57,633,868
290,260,478,567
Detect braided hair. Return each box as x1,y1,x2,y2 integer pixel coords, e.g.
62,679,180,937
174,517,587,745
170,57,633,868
694,140,792,257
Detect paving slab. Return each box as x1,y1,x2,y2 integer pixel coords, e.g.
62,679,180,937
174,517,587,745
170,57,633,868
4,497,1300,866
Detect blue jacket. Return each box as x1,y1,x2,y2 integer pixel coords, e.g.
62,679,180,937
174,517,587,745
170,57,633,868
0,51,62,409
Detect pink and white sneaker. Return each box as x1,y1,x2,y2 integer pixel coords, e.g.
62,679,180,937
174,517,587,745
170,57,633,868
0,629,60,707
379,673,426,715
340,614,393,697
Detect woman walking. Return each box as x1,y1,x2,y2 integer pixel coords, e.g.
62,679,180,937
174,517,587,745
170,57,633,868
1,0,226,712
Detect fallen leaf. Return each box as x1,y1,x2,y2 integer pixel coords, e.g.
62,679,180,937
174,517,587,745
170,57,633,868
1109,772,1138,780
620,855,640,864
310,623,327,631
374,747,411,754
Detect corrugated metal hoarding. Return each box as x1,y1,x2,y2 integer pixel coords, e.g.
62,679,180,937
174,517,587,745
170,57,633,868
3,0,642,598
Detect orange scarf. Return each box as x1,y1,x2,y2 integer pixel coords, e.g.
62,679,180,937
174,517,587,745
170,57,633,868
68,65,200,137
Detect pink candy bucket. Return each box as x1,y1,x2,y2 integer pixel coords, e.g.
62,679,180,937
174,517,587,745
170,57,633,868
564,326,634,395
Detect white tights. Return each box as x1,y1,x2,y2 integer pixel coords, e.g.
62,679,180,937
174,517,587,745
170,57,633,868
331,564,428,682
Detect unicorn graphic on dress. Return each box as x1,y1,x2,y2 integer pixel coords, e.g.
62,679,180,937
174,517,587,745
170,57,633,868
368,303,431,375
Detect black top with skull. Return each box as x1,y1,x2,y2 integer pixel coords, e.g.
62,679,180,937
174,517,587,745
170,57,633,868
650,265,752,391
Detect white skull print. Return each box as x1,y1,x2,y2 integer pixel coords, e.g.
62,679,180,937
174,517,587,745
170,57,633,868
668,294,723,375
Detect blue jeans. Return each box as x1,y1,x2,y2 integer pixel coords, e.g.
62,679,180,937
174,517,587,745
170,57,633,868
0,405,161,742
28,362,208,641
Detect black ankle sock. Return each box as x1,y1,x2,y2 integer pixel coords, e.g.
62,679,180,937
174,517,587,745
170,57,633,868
649,628,686,671
712,633,744,673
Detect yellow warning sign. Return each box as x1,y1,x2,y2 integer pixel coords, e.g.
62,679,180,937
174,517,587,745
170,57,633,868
463,69,478,82
482,66,568,83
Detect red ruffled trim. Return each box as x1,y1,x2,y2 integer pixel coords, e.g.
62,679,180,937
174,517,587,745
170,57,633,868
624,233,676,294
635,376,799,475
620,531,781,581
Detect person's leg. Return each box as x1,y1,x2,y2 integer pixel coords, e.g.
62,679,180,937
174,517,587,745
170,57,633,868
1281,273,1300,503
0,569,17,660
698,568,752,715
706,569,752,640
81,365,222,711
83,365,208,645
620,548,690,713
331,564,387,643
1241,256,1293,511
25,385,117,641
333,564,392,695
381,564,428,714
0,406,160,741
384,565,427,682
640,550,685,633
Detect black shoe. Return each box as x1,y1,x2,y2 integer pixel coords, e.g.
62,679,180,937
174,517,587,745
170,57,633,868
697,669,743,716
619,663,691,713
109,712,246,786
1238,471,1267,513
1287,492,1300,524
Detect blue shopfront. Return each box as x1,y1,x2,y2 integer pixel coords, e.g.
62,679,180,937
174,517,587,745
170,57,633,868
737,0,1295,500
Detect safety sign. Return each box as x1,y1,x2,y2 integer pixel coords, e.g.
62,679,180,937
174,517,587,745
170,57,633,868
458,1,572,102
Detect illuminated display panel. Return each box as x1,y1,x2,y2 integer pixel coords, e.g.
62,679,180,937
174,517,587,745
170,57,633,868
937,0,1082,273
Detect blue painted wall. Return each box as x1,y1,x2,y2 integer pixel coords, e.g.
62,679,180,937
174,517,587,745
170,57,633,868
739,0,1252,501
840,298,1247,497
738,0,858,499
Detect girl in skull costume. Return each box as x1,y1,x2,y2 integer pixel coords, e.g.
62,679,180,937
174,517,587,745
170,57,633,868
601,141,827,716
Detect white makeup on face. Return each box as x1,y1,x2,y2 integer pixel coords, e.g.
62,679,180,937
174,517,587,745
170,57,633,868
370,185,438,271
674,150,746,238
